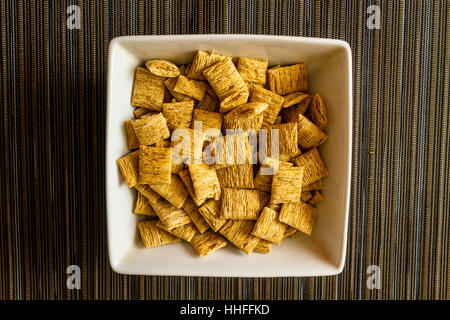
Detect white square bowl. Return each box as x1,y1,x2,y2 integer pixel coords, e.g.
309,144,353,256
106,35,352,277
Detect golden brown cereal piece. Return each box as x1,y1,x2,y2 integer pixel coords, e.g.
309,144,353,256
253,239,272,253
301,191,313,203
245,82,265,96
182,198,210,233
132,113,170,146
282,92,309,108
134,107,154,119
198,200,227,232
157,220,197,242
267,63,307,95
125,120,140,150
296,114,328,149
254,157,293,192
193,109,223,130
309,93,328,129
187,50,230,80
281,94,313,122
134,184,161,204
178,65,187,76
178,169,207,207
196,93,220,112
223,102,268,132
267,201,282,212
249,86,284,125
149,197,191,230
237,57,268,84
138,220,180,248
134,192,158,216
174,75,207,101
262,122,302,161
145,60,180,78
271,167,304,204
149,174,189,208
171,127,204,164
131,67,165,111
204,132,252,169
219,220,260,254
303,179,323,191
164,77,196,102
203,59,248,109
138,146,172,184
190,230,227,256
171,161,185,174
216,164,254,189
308,191,325,205
292,148,328,186
188,163,221,201
258,191,271,212
221,188,260,220
279,201,316,235
219,90,250,113
252,207,288,245
162,101,195,130
283,226,298,238
116,150,139,187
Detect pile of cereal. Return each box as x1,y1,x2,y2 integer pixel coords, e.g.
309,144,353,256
116,51,328,256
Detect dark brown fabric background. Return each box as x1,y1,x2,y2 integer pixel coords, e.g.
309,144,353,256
0,0,449,300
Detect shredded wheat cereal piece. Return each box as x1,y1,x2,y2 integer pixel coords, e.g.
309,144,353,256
198,200,227,232
308,191,324,205
223,102,268,132
295,114,328,149
292,148,328,186
138,146,172,184
149,174,189,208
116,150,139,187
283,226,298,238
149,197,191,230
134,192,158,217
193,109,223,130
164,77,196,102
267,63,307,95
271,167,304,204
190,230,227,256
178,169,207,206
309,93,328,129
245,82,265,96
253,239,272,253
221,188,260,220
188,163,221,201
156,220,197,242
254,157,293,192
187,50,230,80
134,184,161,203
162,101,195,130
258,191,271,212
196,93,220,112
131,67,165,110
279,201,316,235
125,120,140,150
182,197,210,233
301,191,313,203
145,60,180,78
138,220,180,248
252,207,288,245
237,57,268,84
281,94,313,122
202,59,249,113
303,179,323,191
282,91,309,108
204,132,252,169
134,107,153,119
216,164,254,189
262,122,302,161
132,113,170,146
174,75,207,101
249,86,284,125
219,220,260,254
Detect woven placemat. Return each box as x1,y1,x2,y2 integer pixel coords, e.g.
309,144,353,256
0,0,448,300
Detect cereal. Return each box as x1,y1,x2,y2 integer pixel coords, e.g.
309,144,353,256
162,101,195,130
174,75,207,101
253,239,272,254
131,67,166,111
219,220,260,254
138,220,181,248
134,107,154,119
203,132,252,169
182,198,210,233
308,191,324,205
267,63,307,95
188,163,221,201
262,122,302,161
295,114,328,149
132,113,170,146
303,179,323,191
157,220,197,242
116,150,139,187
216,164,254,189
190,230,227,256
270,167,304,204
125,120,140,150
164,77,196,102
221,188,260,220
223,102,268,132
249,86,284,125
149,174,189,208
196,93,220,112
187,50,230,80
254,157,293,192
309,93,328,129
252,207,288,245
178,169,207,206
193,109,223,130
149,197,191,230
301,191,313,203
279,201,316,235
198,199,227,232
292,148,328,186
138,146,172,184
281,94,313,121
237,57,268,84
134,192,158,217
145,59,180,78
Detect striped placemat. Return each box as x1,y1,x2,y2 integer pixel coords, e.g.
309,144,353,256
0,0,448,300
